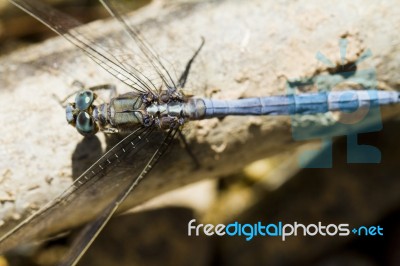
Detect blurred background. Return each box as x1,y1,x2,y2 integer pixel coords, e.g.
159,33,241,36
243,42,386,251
1,1,400,266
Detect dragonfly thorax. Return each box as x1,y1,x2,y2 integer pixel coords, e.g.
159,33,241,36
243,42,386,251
146,100,187,129
92,91,188,133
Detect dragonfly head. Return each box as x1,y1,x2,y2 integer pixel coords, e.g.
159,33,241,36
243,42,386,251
66,90,99,136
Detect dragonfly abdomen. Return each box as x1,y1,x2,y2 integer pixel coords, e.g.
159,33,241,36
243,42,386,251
186,90,400,119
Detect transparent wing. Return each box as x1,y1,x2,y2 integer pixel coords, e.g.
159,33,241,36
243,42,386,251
99,0,206,94
0,126,168,253
58,127,178,266
99,0,180,92
9,0,165,94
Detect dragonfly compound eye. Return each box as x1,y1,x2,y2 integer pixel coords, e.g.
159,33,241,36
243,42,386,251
75,90,94,111
65,103,75,124
76,111,98,136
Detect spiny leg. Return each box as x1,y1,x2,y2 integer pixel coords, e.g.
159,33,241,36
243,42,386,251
86,84,117,105
55,83,117,107
52,80,85,107
87,84,117,98
177,129,200,169
177,37,205,90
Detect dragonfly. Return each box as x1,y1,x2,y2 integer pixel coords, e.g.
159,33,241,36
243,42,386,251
3,0,400,265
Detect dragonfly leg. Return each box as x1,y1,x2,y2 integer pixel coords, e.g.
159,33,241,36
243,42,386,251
86,84,117,97
177,129,200,169
52,80,86,107
72,80,85,90
85,84,117,105
176,37,205,90
54,83,117,107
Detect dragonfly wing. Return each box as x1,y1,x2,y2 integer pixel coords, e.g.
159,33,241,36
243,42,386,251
9,0,157,94
58,127,178,266
99,0,206,93
0,126,162,252
100,0,179,91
